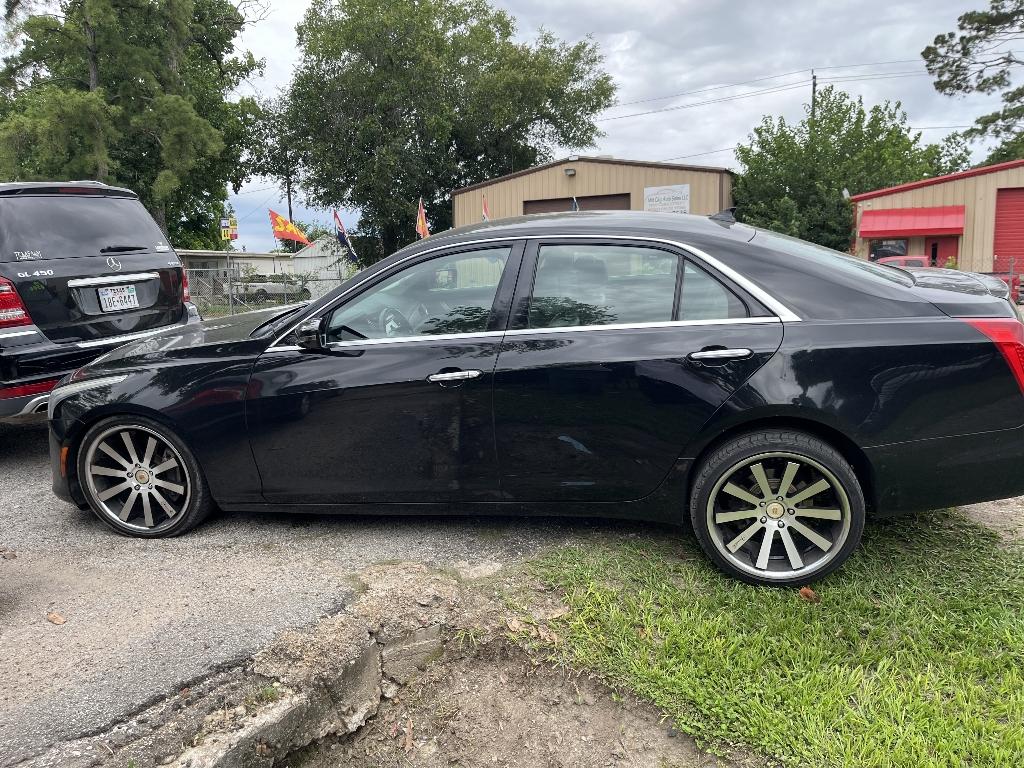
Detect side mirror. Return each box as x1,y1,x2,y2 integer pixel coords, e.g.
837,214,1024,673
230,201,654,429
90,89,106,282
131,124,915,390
295,318,324,351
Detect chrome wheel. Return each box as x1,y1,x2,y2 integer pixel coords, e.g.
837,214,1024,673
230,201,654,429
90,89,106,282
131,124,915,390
82,424,192,533
706,451,851,581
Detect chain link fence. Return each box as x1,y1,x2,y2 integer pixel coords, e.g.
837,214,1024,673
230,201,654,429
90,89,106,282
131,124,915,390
186,268,347,318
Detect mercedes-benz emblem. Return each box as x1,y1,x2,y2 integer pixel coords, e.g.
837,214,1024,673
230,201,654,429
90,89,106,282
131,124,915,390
106,256,122,271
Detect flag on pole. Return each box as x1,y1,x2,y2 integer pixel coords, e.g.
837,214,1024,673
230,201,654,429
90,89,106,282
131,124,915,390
333,210,357,263
482,194,491,222
570,196,580,212
415,197,430,239
268,209,311,246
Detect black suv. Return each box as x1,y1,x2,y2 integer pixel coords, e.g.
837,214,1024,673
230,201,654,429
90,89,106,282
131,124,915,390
0,181,199,423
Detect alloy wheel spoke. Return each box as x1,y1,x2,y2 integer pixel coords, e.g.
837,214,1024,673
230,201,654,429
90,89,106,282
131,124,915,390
150,488,177,518
97,479,132,502
715,508,760,524
121,431,140,465
98,442,130,468
795,508,842,521
779,527,804,569
142,437,157,467
727,521,762,553
750,462,773,500
722,482,761,507
151,457,179,476
119,489,140,521
777,461,800,498
788,519,833,551
90,465,126,479
787,479,831,506
153,478,185,495
141,493,155,527
755,527,776,569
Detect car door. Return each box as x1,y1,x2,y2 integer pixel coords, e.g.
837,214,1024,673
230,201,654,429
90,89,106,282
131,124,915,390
491,238,784,502
246,241,522,505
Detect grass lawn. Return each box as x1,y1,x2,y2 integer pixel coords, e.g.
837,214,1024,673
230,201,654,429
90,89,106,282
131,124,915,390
530,512,1024,767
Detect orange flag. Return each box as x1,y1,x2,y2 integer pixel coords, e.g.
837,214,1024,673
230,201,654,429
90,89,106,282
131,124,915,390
269,209,311,245
415,197,430,239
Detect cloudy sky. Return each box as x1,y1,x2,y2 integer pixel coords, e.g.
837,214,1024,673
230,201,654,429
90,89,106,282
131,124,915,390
228,0,1001,252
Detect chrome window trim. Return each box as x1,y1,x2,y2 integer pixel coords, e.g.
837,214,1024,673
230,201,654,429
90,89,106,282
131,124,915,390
263,318,779,352
0,329,38,340
76,326,171,348
67,272,161,288
268,233,801,348
504,317,780,337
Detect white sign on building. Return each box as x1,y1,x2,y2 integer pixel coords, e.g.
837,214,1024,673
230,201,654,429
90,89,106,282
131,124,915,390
643,184,691,214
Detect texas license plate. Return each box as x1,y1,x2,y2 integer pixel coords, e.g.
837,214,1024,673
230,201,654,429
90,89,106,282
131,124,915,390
98,285,140,312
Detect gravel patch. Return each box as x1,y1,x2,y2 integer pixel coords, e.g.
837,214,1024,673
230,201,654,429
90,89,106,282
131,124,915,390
0,423,652,765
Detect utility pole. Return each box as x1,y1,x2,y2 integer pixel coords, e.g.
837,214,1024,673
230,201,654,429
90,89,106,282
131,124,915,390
810,69,818,123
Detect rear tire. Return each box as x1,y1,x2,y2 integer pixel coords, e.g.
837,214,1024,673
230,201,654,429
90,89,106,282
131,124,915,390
689,429,865,586
76,415,214,538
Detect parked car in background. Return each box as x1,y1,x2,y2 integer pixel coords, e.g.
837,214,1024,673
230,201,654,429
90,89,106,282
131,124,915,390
48,211,1024,586
876,254,928,268
0,181,199,423
232,274,312,303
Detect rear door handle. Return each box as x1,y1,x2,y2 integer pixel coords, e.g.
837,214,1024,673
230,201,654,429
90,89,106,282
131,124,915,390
427,369,482,383
688,348,753,362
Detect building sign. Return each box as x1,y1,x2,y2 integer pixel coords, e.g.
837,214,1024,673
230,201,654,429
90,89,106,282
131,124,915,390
643,184,690,214
220,217,238,241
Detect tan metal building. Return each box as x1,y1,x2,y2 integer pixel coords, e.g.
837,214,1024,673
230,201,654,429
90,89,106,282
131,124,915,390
451,156,733,228
850,158,1024,273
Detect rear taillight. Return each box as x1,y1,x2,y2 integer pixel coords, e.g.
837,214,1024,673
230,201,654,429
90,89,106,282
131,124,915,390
181,270,191,303
0,277,31,328
962,317,1024,394
0,378,59,400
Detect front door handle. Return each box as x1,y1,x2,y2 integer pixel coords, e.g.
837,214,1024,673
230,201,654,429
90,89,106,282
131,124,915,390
688,348,753,362
427,369,482,383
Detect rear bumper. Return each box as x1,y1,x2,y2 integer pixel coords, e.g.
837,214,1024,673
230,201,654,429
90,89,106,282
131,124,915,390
867,424,1024,514
0,305,200,425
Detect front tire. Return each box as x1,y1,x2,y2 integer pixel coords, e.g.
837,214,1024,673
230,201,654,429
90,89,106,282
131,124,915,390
689,430,865,586
76,416,214,538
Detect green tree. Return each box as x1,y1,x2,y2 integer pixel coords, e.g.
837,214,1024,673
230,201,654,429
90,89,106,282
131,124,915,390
922,0,1023,155
0,0,264,248
733,87,971,251
283,0,615,255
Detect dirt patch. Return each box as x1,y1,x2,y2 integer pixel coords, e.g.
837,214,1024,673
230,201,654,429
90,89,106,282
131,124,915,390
292,640,739,768
960,497,1024,544
15,561,756,768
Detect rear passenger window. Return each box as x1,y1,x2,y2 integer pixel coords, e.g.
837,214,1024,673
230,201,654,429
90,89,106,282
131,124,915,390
679,262,748,321
528,244,678,329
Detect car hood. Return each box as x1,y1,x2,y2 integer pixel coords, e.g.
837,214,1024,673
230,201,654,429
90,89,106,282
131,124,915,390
84,305,301,369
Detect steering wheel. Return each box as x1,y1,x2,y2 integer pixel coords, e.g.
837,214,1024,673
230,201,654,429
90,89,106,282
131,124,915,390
377,306,414,337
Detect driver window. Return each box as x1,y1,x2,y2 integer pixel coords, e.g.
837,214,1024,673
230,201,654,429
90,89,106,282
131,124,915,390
325,246,511,342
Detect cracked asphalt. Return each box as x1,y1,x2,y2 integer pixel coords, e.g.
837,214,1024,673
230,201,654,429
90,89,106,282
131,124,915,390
0,422,642,766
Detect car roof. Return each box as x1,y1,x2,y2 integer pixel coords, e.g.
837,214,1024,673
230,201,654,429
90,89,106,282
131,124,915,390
421,210,756,248
0,180,138,197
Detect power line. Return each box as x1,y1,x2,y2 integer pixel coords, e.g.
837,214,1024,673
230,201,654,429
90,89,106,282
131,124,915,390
612,57,925,109
597,80,812,122
658,124,974,163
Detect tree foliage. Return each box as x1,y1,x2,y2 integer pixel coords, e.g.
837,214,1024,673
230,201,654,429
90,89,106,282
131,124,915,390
0,0,264,248
922,0,1023,150
733,87,971,251
283,0,616,254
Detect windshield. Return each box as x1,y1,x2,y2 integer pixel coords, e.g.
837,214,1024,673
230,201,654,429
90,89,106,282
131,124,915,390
753,229,915,287
0,194,169,261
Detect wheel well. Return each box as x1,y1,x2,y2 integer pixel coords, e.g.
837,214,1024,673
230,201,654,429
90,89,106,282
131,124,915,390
689,417,877,513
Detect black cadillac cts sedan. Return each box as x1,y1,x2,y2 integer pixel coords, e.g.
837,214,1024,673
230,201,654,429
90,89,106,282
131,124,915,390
48,211,1024,585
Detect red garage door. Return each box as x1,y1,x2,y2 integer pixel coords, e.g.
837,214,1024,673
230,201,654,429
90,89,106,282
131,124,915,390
994,188,1024,271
